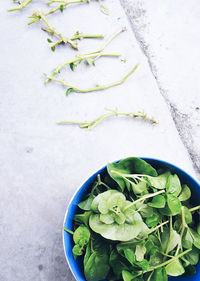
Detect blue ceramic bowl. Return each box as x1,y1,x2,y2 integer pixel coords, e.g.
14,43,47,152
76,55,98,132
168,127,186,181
63,158,200,281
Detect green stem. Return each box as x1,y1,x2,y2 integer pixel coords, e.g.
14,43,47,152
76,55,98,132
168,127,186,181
175,206,187,256
8,0,32,11
46,52,121,84
149,249,192,271
63,227,74,235
28,0,88,25
37,10,78,50
57,109,157,129
123,189,165,211
49,33,104,49
148,221,169,235
189,205,200,212
48,64,139,93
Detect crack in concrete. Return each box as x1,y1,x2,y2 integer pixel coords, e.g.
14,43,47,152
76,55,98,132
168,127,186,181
120,0,200,178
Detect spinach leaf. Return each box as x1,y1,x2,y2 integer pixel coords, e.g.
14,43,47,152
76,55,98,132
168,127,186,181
72,225,90,257
109,249,129,278
147,171,170,190
73,211,91,226
84,252,109,281
182,228,193,249
107,157,157,192
73,225,90,246
135,244,146,262
166,174,181,196
84,236,110,281
145,213,160,227
89,212,144,241
78,194,95,210
122,270,136,281
131,181,147,195
165,259,185,276
167,194,181,215
179,184,191,201
148,195,166,208
189,228,200,249
185,247,199,265
149,268,167,281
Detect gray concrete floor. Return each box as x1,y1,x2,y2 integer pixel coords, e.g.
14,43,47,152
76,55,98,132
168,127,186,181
0,0,199,280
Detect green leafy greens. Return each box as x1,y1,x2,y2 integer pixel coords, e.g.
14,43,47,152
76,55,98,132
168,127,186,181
65,157,200,281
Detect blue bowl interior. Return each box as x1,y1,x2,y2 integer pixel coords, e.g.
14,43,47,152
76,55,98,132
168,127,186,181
63,158,200,281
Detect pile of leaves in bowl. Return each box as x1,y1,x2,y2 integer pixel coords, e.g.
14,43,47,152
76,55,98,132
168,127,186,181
65,157,200,281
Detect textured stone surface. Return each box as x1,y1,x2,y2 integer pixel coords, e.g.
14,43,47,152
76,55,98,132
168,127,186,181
120,0,200,176
0,0,198,280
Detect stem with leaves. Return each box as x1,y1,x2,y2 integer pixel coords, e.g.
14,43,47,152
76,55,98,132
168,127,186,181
57,108,158,129
46,64,138,94
45,27,125,83
48,32,104,50
30,10,90,50
28,0,90,25
8,0,32,11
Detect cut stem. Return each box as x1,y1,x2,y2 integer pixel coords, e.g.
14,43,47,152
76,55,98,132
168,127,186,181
8,0,32,11
47,64,139,93
46,28,125,83
33,10,78,50
57,108,157,129
28,0,89,25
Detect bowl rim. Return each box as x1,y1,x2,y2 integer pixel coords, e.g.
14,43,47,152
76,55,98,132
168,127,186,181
62,157,200,281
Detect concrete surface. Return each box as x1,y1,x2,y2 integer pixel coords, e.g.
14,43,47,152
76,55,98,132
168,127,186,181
0,0,199,280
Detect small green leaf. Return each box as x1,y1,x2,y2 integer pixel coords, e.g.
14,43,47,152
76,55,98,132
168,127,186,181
182,228,193,249
167,194,181,215
59,4,64,12
148,195,166,208
146,214,160,227
179,184,191,201
165,259,185,276
135,244,146,262
124,248,135,265
122,270,135,281
72,244,83,256
147,171,170,189
189,228,200,249
51,46,56,52
166,174,182,196
69,62,76,71
185,247,199,265
73,225,90,246
78,194,95,211
66,88,75,96
47,38,52,43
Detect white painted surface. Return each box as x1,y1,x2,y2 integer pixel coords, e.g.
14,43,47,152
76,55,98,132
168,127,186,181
0,0,197,280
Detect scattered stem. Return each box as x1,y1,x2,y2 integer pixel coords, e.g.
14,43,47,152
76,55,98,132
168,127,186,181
28,0,89,25
46,28,125,83
46,64,139,94
8,0,32,11
57,108,157,129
